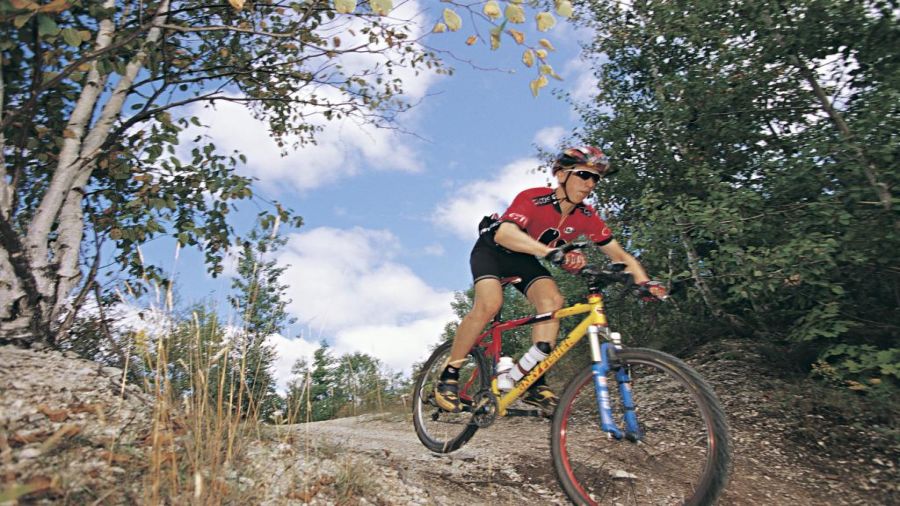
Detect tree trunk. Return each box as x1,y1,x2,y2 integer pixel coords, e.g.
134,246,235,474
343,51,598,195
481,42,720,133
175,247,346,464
0,0,171,345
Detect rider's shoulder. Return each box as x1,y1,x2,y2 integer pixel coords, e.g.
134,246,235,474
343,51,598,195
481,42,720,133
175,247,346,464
515,186,555,200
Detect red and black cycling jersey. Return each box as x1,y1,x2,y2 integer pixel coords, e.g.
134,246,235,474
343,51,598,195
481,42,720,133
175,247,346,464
497,187,613,247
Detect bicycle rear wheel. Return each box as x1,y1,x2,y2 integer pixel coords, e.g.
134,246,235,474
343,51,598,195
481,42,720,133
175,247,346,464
551,348,731,505
412,341,490,453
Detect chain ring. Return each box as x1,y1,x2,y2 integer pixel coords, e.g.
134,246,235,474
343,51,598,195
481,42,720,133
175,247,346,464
471,390,499,428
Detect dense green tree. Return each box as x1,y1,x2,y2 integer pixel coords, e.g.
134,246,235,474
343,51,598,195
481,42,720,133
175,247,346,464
309,340,340,421
571,0,898,389
228,219,294,420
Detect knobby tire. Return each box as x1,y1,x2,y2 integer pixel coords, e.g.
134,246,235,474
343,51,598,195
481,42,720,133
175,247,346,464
551,348,731,506
412,341,490,453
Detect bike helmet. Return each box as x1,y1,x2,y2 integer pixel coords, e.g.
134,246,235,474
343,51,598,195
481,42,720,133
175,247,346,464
552,146,612,175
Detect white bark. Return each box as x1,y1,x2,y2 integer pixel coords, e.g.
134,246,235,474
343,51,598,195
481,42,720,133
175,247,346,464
22,0,117,295
0,64,11,220
50,0,172,329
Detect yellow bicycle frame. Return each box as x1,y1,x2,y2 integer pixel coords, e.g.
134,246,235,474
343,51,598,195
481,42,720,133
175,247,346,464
494,294,609,417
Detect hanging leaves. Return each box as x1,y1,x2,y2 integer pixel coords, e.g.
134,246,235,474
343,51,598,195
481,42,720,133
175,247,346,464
522,49,535,67
529,75,548,97
535,12,556,32
333,0,356,14
483,0,501,20
505,3,525,23
370,0,392,16
443,9,462,31
507,28,525,44
556,0,573,18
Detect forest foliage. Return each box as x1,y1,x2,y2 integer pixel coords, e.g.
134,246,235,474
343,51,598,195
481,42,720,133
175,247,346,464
568,0,898,394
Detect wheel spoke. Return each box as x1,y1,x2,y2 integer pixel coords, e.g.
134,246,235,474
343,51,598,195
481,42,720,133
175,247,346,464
551,349,731,506
412,343,486,453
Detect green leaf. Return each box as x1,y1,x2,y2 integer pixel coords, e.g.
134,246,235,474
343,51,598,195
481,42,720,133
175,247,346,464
62,27,82,47
37,15,59,37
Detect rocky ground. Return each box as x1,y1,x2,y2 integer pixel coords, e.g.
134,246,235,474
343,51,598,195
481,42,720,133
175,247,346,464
1,340,897,505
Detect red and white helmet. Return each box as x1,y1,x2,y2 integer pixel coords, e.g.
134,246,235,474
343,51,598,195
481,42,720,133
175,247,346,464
552,146,612,175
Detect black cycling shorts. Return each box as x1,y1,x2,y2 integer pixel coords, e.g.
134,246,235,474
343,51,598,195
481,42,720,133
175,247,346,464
469,235,551,295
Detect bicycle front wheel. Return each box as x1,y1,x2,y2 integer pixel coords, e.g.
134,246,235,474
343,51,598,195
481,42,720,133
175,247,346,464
551,348,731,506
412,341,489,453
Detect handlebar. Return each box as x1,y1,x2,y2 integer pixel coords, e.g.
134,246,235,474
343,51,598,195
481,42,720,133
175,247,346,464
544,242,667,300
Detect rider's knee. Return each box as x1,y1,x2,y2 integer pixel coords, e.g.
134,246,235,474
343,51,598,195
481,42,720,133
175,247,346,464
534,292,564,312
470,299,502,322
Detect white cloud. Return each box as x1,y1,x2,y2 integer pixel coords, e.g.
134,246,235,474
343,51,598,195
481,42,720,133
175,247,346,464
433,158,550,240
265,332,319,393
533,126,567,150
423,243,445,256
186,96,423,194
181,0,443,194
273,226,455,375
563,56,601,105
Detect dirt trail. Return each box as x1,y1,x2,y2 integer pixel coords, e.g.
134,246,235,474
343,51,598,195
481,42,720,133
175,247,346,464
295,409,867,505
294,340,896,505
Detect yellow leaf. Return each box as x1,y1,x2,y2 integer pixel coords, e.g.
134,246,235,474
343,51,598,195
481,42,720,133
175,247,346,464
443,8,462,31
37,0,70,14
530,75,548,97
535,48,548,61
556,0,573,18
466,35,477,46
540,64,563,80
507,29,525,45
522,49,535,67
370,0,392,16
333,0,356,14
536,12,556,32
77,62,91,72
490,31,501,50
227,0,244,11
432,22,447,33
505,3,525,23
539,38,556,51
482,0,501,20
9,0,39,10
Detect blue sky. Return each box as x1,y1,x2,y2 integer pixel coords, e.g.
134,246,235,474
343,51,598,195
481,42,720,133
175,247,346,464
139,3,600,390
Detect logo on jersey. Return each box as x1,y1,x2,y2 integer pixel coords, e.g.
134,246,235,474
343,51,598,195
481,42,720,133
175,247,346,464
507,213,528,227
563,226,575,234
532,194,557,207
580,208,593,217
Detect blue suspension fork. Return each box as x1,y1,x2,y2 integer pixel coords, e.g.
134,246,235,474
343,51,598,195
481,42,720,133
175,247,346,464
587,325,642,441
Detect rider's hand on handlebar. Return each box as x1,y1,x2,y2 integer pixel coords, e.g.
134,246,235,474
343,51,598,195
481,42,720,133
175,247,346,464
545,248,587,273
637,280,668,301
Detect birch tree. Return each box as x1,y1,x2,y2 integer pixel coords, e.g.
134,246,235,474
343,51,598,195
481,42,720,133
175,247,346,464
0,0,445,345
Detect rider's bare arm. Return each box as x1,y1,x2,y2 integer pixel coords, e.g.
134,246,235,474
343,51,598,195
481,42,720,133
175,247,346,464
494,222,555,257
597,239,650,284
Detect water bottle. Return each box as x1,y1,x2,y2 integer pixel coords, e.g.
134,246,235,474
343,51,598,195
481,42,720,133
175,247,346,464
509,343,550,382
496,356,515,391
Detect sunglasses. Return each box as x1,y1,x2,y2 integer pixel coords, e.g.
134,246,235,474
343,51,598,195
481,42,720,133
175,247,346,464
566,169,602,183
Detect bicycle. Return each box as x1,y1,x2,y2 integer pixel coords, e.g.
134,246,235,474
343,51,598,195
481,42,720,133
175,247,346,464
412,242,731,505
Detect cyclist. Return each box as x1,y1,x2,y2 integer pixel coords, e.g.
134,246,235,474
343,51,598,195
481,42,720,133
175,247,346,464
434,146,668,414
